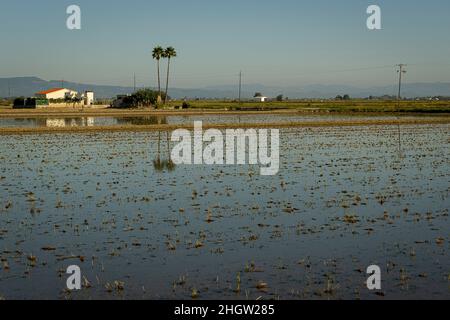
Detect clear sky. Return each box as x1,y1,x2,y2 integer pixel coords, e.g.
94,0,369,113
1,0,449,88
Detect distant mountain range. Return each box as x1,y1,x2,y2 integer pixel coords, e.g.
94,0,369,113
1,77,449,99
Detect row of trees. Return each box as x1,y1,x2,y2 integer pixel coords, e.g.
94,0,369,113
122,89,167,108
336,94,351,100
152,46,177,105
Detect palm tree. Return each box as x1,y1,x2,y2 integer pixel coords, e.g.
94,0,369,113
152,46,164,104
162,47,177,104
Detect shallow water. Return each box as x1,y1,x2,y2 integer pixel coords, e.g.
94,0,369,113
0,124,449,299
0,114,444,128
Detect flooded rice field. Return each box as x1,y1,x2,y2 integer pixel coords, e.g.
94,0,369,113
0,114,446,128
0,123,449,300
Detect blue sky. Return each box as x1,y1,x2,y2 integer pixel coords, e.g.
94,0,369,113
1,0,449,88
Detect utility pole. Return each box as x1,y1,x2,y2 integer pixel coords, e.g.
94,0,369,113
61,79,65,88
8,80,11,98
238,71,242,103
396,64,407,154
133,73,136,92
396,64,407,102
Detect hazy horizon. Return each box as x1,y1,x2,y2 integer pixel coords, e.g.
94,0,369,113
3,75,450,90
1,0,450,89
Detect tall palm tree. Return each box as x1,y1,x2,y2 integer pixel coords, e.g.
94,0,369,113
162,47,177,104
152,46,164,104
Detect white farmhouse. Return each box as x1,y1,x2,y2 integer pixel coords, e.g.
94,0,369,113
254,96,268,102
35,88,78,100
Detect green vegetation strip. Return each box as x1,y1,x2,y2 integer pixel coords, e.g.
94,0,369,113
170,100,450,113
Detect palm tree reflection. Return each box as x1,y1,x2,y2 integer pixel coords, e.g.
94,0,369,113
153,130,176,172
166,131,176,171
116,116,167,126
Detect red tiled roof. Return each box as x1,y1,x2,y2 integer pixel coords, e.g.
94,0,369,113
36,88,65,95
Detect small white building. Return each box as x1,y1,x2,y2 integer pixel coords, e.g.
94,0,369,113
254,96,268,102
35,88,78,100
84,91,94,106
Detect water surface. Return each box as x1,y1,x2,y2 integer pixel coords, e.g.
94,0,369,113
0,114,445,128
0,124,448,299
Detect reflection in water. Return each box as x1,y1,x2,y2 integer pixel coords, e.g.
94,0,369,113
153,130,176,172
0,116,169,128
1,115,443,129
45,117,95,128
166,130,176,171
116,116,168,126
0,125,449,299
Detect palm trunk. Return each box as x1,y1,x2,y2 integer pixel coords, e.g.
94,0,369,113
164,58,171,104
157,59,161,102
